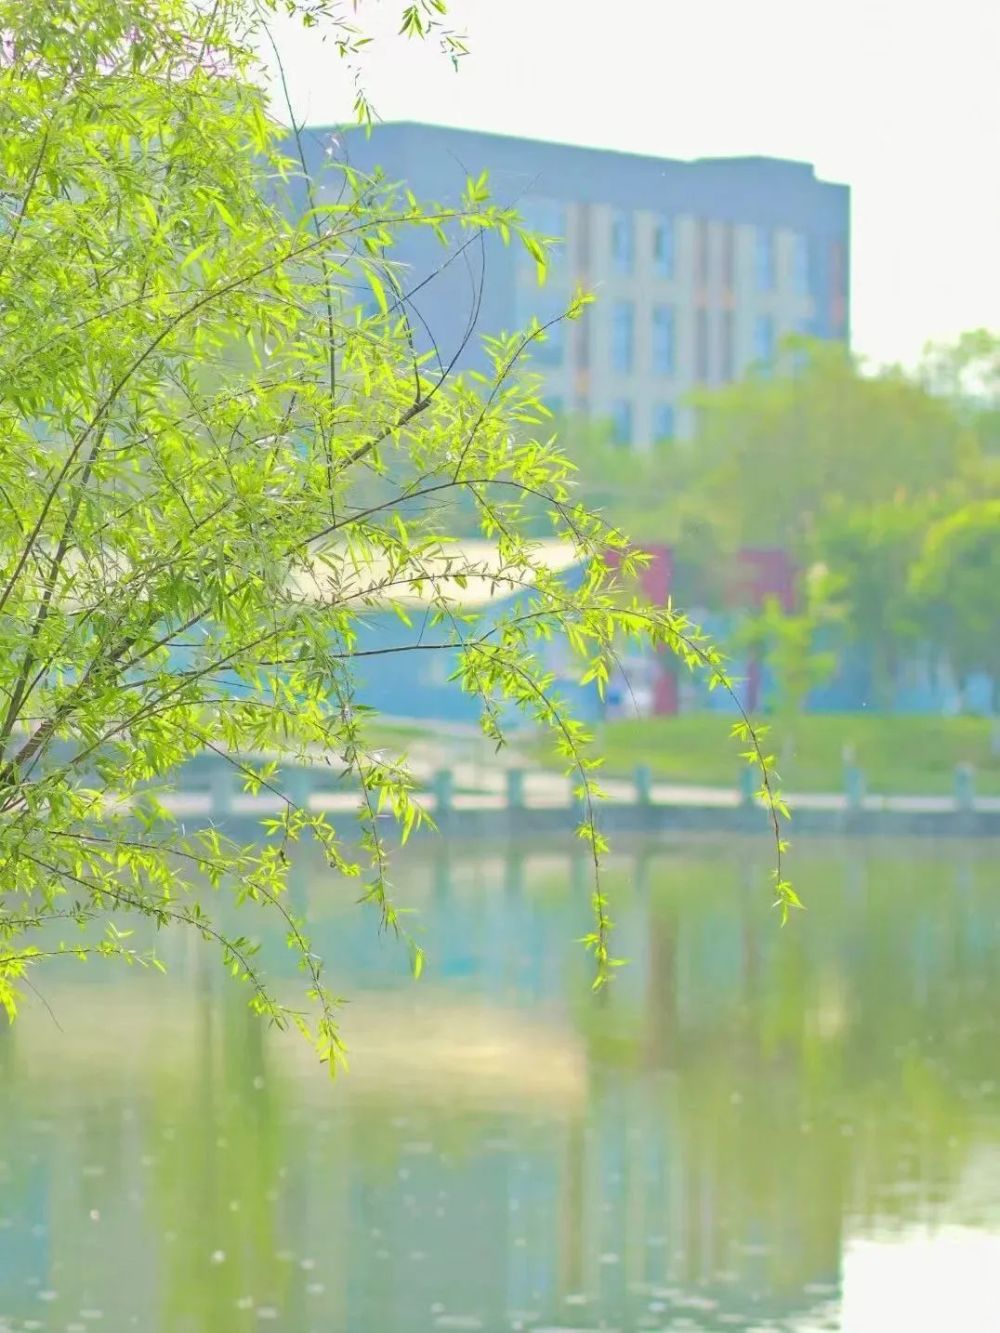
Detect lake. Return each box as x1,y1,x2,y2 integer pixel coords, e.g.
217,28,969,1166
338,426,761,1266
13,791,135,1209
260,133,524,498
2,838,1000,1331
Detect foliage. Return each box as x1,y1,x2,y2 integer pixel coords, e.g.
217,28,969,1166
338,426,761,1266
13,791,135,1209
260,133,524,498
562,334,1000,717
808,498,933,708
919,328,1000,450
910,500,1000,693
0,0,790,1060
682,338,971,551
734,565,843,740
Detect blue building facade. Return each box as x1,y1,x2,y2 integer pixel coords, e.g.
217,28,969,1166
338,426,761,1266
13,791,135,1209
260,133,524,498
293,122,851,444
345,555,603,729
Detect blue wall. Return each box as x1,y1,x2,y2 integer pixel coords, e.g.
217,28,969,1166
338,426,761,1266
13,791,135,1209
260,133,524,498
159,565,604,730
291,122,851,372
347,568,604,728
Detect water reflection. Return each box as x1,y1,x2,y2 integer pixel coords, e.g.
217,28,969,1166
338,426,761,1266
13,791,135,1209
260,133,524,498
2,841,1000,1330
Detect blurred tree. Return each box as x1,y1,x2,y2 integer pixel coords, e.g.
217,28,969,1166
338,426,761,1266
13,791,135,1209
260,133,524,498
910,500,1000,706
735,565,843,759
685,338,974,552
919,329,1000,452
811,498,933,709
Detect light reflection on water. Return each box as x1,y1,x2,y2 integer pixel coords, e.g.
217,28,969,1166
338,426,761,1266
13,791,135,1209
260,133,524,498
2,840,1000,1330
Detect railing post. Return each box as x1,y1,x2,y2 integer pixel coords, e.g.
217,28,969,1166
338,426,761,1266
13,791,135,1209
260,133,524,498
845,762,866,813
432,767,453,815
739,766,756,808
210,763,234,819
955,762,975,813
634,763,652,805
506,768,525,810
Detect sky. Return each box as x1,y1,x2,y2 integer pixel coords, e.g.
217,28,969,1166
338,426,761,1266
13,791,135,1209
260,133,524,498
259,0,1000,370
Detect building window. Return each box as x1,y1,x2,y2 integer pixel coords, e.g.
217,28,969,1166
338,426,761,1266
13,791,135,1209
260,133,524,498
792,233,811,295
830,239,847,335
611,301,634,373
535,324,564,366
723,223,736,290
754,227,776,291
753,314,776,363
611,211,633,275
575,308,591,370
611,399,633,447
721,309,735,381
577,204,592,273
528,292,565,366
652,402,676,443
831,239,846,291
652,305,675,375
695,309,710,381
696,219,710,286
521,196,567,264
653,217,675,278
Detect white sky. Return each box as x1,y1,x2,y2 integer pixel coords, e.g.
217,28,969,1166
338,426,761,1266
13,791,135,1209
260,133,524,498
259,0,1000,370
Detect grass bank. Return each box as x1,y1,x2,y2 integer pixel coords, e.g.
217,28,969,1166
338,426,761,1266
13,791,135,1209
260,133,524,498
534,714,1000,797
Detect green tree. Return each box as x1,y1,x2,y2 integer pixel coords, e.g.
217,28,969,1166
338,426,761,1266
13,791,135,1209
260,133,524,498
910,500,1000,706
811,497,932,709
685,337,972,551
0,0,790,1058
919,328,1000,452
735,565,843,761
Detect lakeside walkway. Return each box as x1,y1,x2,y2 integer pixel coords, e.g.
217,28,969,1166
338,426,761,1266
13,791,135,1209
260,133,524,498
159,751,1000,838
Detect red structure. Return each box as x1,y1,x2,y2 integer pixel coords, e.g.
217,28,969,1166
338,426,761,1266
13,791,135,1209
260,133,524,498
604,544,678,714
732,547,796,614
605,543,797,716
731,548,796,710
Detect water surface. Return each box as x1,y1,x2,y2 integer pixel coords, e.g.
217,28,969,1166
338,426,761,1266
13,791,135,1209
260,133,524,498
2,839,1000,1331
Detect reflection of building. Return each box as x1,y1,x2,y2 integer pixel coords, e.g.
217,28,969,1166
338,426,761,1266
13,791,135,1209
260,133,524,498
298,122,850,446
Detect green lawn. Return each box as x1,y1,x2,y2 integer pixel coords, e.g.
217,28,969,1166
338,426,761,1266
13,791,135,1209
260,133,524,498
532,713,1000,797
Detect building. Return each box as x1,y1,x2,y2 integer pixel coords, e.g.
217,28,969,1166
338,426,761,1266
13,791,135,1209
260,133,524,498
148,539,601,730
313,539,602,728
295,122,850,445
